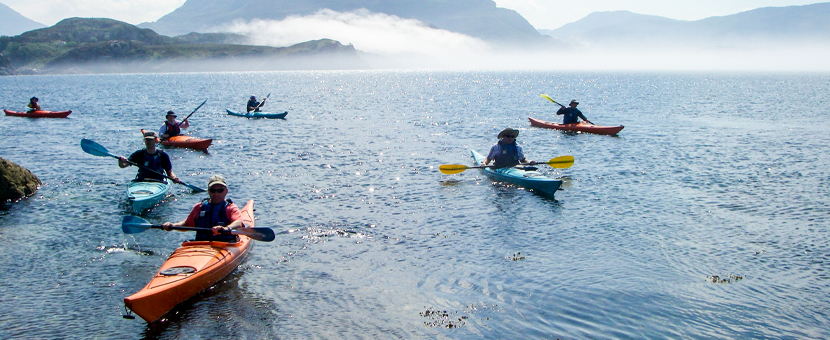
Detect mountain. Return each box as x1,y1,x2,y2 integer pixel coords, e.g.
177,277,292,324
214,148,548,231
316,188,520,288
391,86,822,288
139,0,548,46
541,2,830,49
0,2,46,36
0,18,362,75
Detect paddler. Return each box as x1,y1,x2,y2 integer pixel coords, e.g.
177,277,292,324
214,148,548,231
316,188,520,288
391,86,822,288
118,131,182,184
26,97,41,112
161,175,244,242
246,95,266,113
481,128,538,169
159,110,189,139
556,99,592,125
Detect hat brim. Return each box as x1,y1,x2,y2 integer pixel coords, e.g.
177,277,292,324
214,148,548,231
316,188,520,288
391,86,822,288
208,181,227,188
497,129,520,139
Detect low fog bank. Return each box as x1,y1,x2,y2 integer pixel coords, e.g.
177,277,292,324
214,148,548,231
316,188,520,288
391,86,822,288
212,10,830,72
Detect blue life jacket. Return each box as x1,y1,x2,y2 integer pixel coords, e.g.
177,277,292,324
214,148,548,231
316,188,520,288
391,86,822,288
136,151,164,181
194,198,237,242
164,121,181,137
492,141,521,169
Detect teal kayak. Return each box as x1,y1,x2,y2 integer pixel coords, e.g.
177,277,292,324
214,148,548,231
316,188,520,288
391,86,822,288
226,109,288,119
471,150,562,196
127,179,171,214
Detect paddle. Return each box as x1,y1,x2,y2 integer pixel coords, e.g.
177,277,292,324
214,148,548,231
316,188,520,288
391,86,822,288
80,138,206,193
248,92,271,115
541,94,594,125
178,99,207,126
439,155,575,175
122,215,276,242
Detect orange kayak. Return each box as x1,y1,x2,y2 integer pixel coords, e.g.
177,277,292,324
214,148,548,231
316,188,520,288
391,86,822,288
124,199,255,323
529,117,624,136
4,109,71,118
140,129,212,150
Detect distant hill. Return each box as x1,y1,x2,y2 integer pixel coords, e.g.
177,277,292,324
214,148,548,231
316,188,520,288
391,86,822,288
541,2,830,49
0,2,45,36
0,18,363,75
139,0,549,46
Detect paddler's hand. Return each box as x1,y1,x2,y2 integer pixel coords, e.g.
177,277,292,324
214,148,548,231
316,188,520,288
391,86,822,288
528,160,537,165
213,225,230,235
161,222,173,231
171,177,182,184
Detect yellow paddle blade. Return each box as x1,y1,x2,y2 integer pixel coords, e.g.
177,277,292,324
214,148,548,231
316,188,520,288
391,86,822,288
544,155,574,168
540,94,562,106
439,164,471,175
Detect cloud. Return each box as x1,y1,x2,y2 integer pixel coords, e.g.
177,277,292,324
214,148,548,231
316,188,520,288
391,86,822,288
222,9,491,58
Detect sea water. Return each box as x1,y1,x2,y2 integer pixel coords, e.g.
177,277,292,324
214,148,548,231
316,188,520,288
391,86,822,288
0,71,828,339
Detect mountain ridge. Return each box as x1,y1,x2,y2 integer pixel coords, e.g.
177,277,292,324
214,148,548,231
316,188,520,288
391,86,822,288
0,2,46,36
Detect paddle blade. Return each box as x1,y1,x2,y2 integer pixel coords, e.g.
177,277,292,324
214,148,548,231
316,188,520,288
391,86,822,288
545,155,575,169
121,215,153,234
80,138,116,158
439,164,470,175
236,227,276,242
540,94,561,106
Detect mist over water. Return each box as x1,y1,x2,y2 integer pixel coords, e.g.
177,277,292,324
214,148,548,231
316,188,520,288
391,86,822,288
191,8,830,72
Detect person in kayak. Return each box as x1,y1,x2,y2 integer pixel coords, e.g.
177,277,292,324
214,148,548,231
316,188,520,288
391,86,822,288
481,128,537,169
556,99,592,125
118,131,182,184
27,97,41,112
161,175,244,242
158,110,189,139
247,95,266,113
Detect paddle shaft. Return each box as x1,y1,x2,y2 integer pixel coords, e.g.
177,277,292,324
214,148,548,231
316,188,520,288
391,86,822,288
178,99,207,125
132,223,274,241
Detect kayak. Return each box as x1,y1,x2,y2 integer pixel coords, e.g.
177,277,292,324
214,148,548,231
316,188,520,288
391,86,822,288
141,129,212,151
124,199,256,323
4,109,72,118
528,117,624,136
471,150,562,196
127,179,171,214
226,109,288,119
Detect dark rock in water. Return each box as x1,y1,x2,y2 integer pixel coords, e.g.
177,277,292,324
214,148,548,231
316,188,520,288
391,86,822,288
0,157,41,203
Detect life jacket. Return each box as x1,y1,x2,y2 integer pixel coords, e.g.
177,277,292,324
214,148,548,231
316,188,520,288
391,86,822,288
492,141,521,169
164,121,181,137
136,151,165,181
194,198,236,242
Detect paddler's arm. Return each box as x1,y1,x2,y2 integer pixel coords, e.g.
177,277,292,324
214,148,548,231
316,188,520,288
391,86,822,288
162,203,201,231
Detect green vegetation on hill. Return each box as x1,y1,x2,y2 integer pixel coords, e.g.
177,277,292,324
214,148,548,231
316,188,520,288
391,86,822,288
0,17,361,75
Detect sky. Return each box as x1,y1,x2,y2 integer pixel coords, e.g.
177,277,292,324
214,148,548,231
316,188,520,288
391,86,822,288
3,0,824,29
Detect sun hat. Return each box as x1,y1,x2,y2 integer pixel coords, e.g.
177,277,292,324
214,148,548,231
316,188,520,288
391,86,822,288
497,128,520,139
569,99,579,105
208,175,227,188
143,131,159,140
165,110,177,117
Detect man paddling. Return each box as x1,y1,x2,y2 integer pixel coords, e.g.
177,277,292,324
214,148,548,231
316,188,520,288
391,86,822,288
26,97,41,112
159,110,189,139
119,131,182,183
161,175,244,242
246,95,266,113
556,99,592,125
481,128,537,169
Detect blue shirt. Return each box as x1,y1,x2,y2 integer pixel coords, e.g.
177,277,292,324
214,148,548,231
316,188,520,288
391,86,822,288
557,107,588,124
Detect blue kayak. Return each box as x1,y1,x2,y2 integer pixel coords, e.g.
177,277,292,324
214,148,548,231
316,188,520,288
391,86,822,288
127,179,171,214
226,109,288,119
470,150,562,196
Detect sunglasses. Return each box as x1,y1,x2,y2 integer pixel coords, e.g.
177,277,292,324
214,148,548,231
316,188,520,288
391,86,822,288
504,135,516,138
209,188,226,193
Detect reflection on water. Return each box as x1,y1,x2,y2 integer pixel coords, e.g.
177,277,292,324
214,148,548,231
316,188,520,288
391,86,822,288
0,71,829,339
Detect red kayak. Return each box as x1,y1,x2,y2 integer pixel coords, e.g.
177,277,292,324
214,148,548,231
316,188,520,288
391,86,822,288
141,129,212,151
4,109,72,118
529,117,624,136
